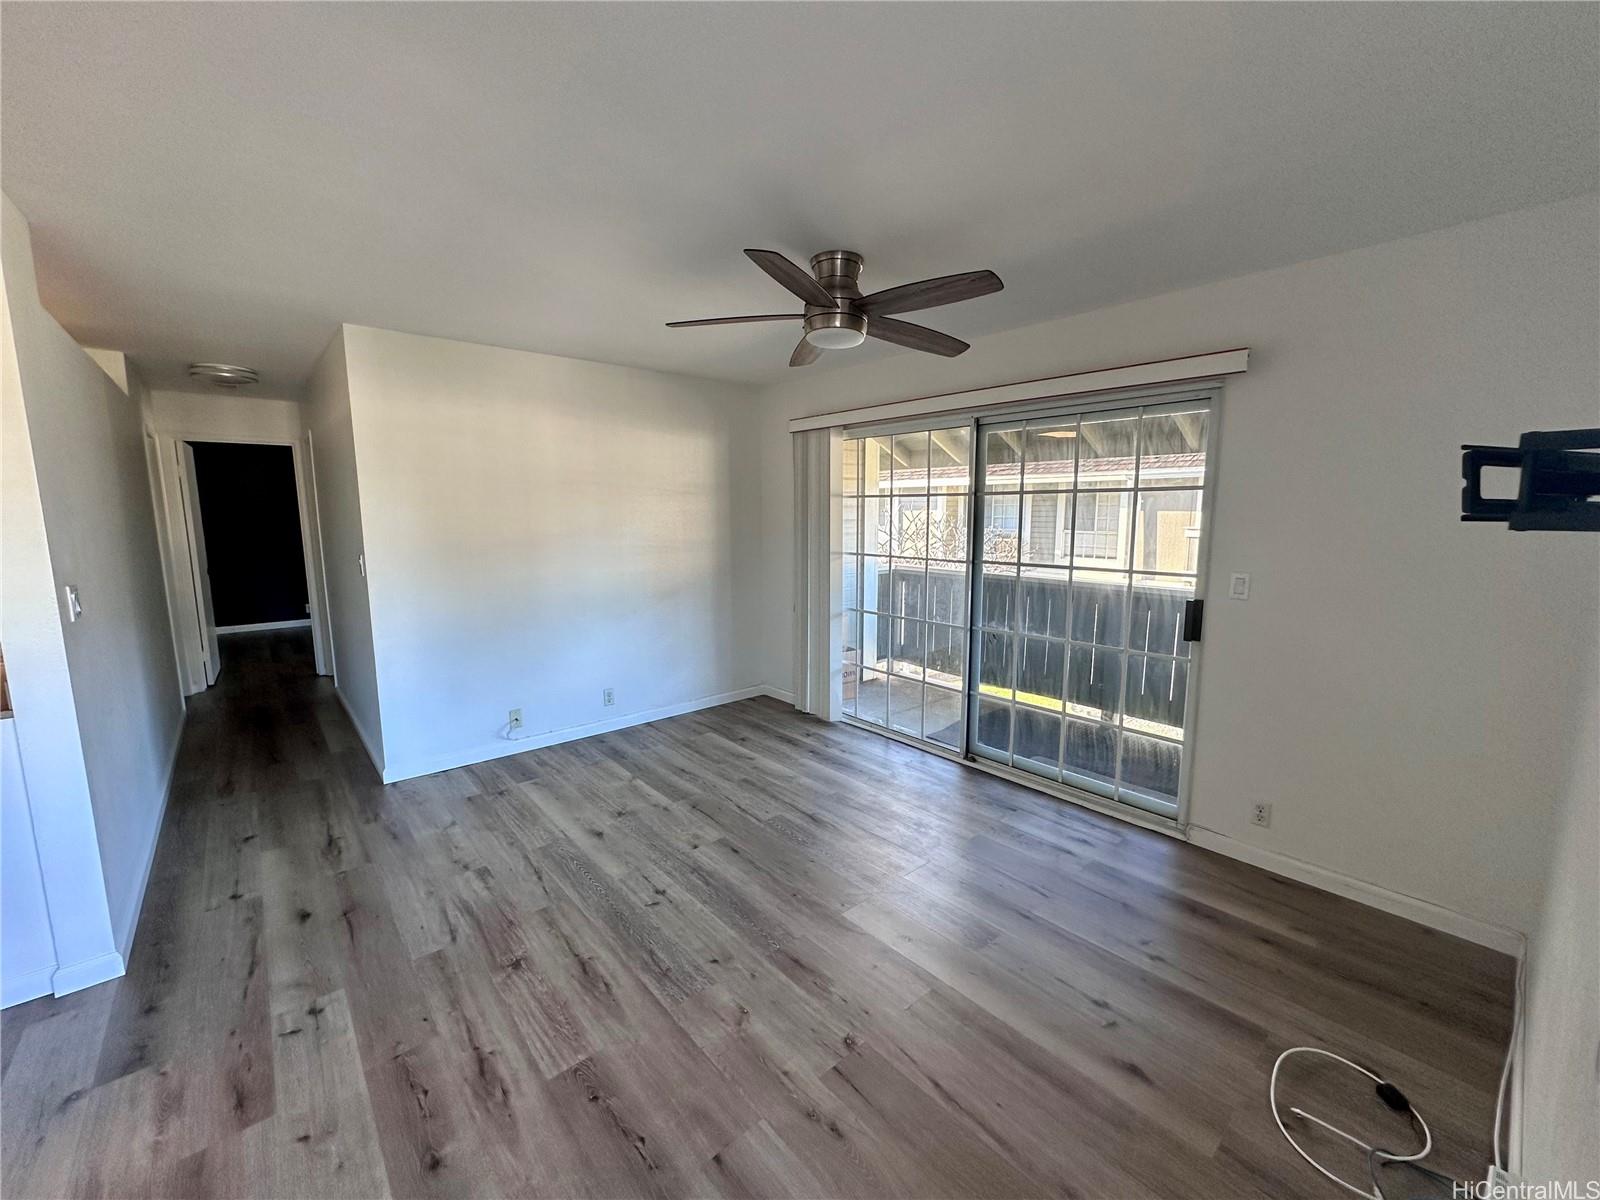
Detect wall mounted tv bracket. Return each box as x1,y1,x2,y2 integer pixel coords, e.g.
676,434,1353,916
1462,428,1600,531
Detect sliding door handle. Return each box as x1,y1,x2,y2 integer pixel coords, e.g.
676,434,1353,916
1181,599,1203,643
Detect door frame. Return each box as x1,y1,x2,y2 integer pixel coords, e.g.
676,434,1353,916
151,430,333,691
839,378,1225,833
177,441,222,686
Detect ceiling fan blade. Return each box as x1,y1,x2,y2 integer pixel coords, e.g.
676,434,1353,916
867,316,969,357
745,249,837,309
857,269,1003,317
666,314,801,328
789,336,822,367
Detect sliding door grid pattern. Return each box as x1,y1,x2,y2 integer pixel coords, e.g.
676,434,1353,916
0,630,1512,1199
843,426,972,749
843,398,1211,819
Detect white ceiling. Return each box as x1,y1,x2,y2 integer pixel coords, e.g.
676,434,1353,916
3,3,1595,392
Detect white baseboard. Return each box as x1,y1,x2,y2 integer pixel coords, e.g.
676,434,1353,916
113,723,184,962
759,686,796,705
216,619,312,634
1186,824,1524,955
2,964,56,1008
335,687,386,777
379,684,776,784
52,951,125,997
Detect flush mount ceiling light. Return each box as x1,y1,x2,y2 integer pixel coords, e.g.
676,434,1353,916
188,362,259,389
667,249,1003,367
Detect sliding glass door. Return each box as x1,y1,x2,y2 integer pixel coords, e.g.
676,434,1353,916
842,426,971,748
841,392,1213,824
971,399,1209,818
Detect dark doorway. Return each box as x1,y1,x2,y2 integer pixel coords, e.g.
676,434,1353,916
189,442,310,628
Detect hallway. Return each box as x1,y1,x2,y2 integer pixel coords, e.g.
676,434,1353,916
1,631,1511,1199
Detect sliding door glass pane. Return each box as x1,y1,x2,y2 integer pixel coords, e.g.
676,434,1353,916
929,496,969,562
1022,420,1078,490
1020,570,1070,639
1013,707,1062,776
861,555,888,613
928,563,968,626
925,622,966,691
1017,637,1065,711
1123,653,1187,739
970,397,1210,818
864,436,893,492
842,427,971,752
1135,489,1202,575
1070,570,1126,647
981,495,1021,561
1066,643,1121,722
983,427,1022,489
1119,732,1181,809
892,495,929,557
890,676,922,736
862,611,886,672
925,686,964,749
1139,407,1208,481
929,428,971,493
858,669,888,726
862,495,890,555
1063,719,1117,798
890,618,925,679
975,696,1011,758
977,629,1015,701
1022,493,1070,566
980,563,1017,630
1129,575,1194,658
1071,491,1133,568
1078,413,1139,482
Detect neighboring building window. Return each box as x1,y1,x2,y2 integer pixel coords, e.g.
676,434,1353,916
1073,492,1123,560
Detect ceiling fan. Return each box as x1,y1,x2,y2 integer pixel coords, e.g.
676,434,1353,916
667,249,1003,367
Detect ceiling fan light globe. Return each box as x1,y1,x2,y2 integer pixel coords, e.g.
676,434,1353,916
806,325,867,350
803,308,868,351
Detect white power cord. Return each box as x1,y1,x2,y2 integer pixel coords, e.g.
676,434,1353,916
1492,937,1528,1173
1268,1046,1434,1199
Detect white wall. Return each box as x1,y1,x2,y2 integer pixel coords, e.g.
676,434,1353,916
0,717,55,1005
1520,621,1598,1184
83,346,129,394
335,324,759,782
754,194,1600,940
1,210,114,996
1,192,184,988
306,329,385,768
148,388,305,442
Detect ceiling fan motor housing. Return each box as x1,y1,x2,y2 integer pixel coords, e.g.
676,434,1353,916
810,250,864,299
805,251,868,347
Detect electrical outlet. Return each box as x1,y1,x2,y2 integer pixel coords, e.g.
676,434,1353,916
1251,802,1272,827
508,707,523,731
603,688,615,707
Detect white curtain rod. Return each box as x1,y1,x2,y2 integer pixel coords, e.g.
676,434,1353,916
787,347,1249,433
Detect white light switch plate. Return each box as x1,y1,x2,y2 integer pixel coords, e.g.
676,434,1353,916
1229,572,1251,600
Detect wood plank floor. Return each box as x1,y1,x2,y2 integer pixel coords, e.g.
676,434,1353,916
2,630,1512,1199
